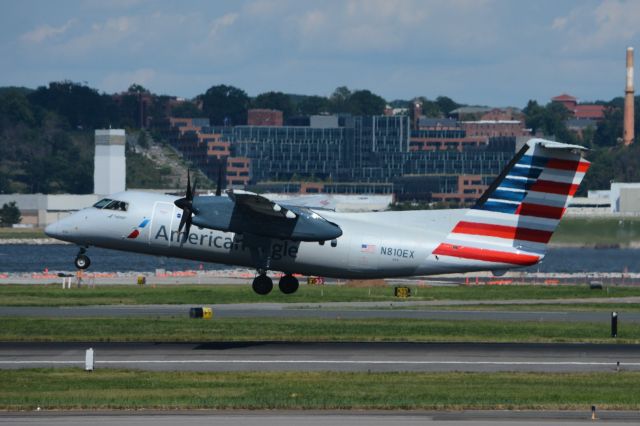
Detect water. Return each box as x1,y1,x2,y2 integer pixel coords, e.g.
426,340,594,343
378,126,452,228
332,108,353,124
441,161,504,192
521,247,640,273
0,245,227,273
0,245,638,273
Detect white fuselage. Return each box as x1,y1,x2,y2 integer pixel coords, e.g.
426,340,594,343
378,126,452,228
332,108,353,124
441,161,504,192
46,191,516,278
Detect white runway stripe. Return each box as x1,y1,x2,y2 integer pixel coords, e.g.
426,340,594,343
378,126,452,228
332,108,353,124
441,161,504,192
1,360,639,366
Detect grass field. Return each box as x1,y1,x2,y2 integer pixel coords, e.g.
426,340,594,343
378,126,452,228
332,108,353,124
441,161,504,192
430,303,640,312
1,284,638,307
0,227,46,239
1,369,638,410
551,217,640,245
1,317,635,343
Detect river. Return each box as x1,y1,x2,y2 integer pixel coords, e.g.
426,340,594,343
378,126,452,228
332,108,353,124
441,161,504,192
0,245,638,273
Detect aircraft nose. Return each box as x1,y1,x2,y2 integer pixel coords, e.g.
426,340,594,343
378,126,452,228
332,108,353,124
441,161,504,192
44,221,60,238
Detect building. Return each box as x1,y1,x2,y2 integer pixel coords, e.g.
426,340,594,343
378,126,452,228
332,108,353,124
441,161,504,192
163,111,520,205
0,194,99,227
247,109,283,126
409,118,488,152
448,106,493,120
94,129,126,196
551,94,605,120
461,120,530,138
610,183,640,214
225,157,251,187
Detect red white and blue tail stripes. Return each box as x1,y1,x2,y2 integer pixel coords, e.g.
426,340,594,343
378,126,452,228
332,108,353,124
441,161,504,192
432,139,590,268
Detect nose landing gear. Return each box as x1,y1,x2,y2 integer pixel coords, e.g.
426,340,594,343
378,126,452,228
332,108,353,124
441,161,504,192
74,247,91,270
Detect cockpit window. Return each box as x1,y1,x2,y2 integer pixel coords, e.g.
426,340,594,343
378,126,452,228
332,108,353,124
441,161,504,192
93,198,128,211
93,198,113,208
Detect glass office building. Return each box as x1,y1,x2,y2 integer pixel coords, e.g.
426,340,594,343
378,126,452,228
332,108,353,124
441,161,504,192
164,114,516,203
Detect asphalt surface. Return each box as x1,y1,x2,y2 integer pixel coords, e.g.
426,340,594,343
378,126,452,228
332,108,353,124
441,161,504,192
2,410,640,425
1,341,638,373
2,302,639,322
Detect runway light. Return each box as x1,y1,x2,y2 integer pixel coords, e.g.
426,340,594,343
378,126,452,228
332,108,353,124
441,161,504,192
611,312,618,338
85,348,94,372
591,405,597,420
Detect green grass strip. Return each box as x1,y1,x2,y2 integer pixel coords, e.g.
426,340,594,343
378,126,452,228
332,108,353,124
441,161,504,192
551,217,640,245
1,284,638,307
1,369,638,410
1,317,637,343
414,303,640,312
0,228,46,239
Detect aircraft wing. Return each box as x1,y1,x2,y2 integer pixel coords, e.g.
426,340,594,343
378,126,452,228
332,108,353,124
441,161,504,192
188,189,341,242
226,189,297,219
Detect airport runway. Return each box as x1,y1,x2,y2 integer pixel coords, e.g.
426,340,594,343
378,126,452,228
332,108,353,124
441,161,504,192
1,341,638,373
2,410,640,425
1,301,639,322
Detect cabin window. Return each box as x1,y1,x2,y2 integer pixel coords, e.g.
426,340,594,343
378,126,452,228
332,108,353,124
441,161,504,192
93,198,113,209
93,198,128,211
105,200,128,211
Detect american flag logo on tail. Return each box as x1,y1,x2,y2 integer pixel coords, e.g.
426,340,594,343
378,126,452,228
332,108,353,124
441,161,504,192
432,139,590,268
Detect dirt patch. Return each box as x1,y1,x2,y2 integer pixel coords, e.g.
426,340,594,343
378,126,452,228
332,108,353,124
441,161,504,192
345,279,387,287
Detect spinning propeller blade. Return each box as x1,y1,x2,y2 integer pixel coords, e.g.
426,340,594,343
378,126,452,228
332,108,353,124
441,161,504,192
174,170,197,244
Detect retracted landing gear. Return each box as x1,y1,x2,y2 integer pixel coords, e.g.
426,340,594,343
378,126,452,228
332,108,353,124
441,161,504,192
252,273,273,295
74,247,91,270
278,274,299,294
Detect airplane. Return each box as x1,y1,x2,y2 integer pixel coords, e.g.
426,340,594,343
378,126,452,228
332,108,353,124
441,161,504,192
45,138,590,295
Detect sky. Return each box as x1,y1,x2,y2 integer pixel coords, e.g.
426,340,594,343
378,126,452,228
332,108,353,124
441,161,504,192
3,0,640,108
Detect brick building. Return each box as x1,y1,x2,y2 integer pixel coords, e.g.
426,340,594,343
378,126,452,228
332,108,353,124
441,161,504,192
551,94,605,120
247,109,283,126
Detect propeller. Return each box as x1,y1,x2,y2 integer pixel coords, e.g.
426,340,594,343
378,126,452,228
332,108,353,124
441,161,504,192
174,170,198,244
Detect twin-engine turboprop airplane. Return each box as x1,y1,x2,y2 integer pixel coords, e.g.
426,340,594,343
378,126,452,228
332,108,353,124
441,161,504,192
45,138,590,295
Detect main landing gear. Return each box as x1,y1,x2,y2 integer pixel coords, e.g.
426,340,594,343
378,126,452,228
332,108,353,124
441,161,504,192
251,272,299,295
278,274,299,294
252,273,273,295
74,247,91,270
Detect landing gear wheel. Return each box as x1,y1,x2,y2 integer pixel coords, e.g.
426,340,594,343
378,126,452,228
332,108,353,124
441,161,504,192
278,274,299,294
75,254,91,270
252,274,273,295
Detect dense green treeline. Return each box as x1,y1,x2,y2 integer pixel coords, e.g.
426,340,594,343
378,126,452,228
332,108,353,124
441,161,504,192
0,79,639,195
0,81,442,194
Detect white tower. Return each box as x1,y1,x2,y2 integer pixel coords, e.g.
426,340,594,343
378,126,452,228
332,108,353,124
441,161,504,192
94,129,126,196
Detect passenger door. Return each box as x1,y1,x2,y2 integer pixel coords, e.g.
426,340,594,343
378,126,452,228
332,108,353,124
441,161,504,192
148,202,178,247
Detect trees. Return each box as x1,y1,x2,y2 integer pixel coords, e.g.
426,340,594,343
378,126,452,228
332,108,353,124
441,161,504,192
296,95,330,116
328,87,386,115
252,91,294,119
0,201,21,226
170,101,202,118
0,89,35,127
523,100,575,144
594,106,623,146
329,86,351,113
200,84,250,126
347,90,386,115
28,81,116,129
523,100,545,135
435,96,460,116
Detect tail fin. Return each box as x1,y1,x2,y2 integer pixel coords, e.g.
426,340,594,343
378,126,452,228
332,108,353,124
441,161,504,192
432,138,590,269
